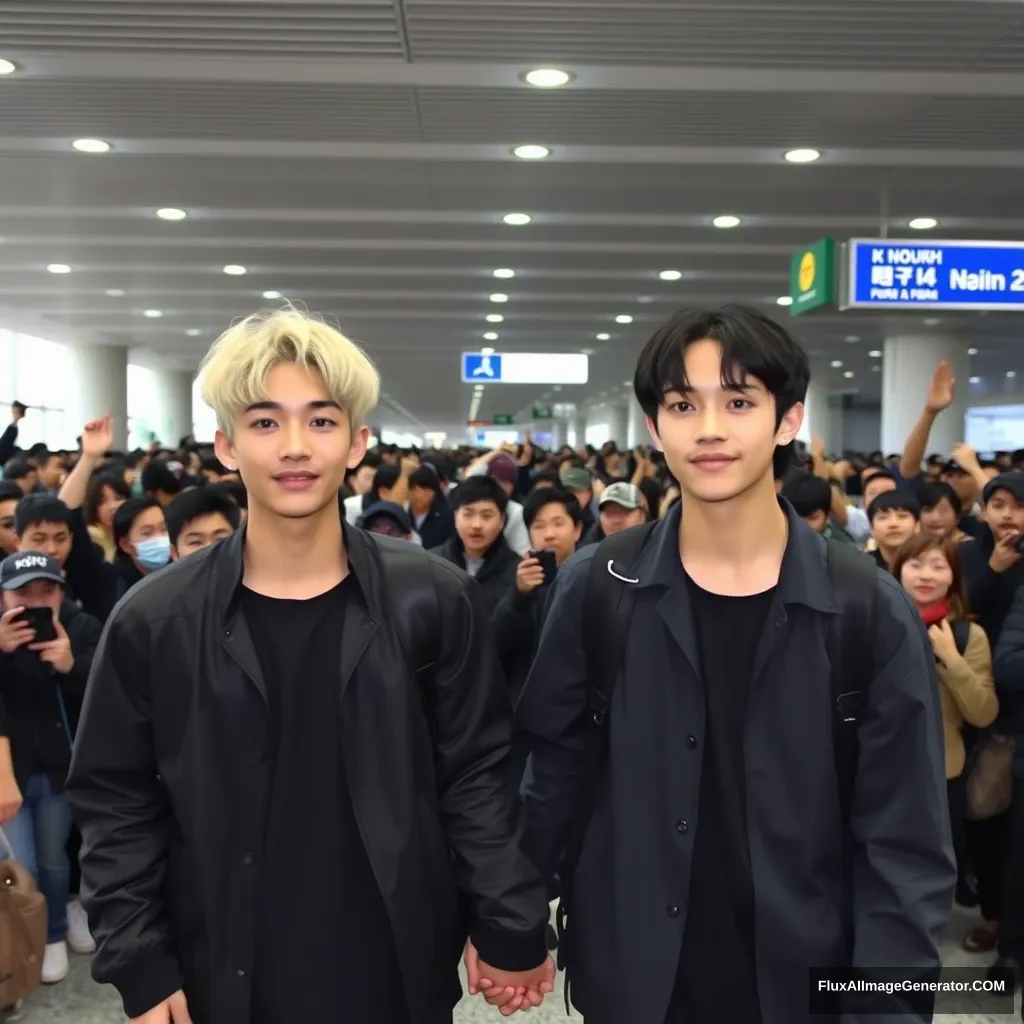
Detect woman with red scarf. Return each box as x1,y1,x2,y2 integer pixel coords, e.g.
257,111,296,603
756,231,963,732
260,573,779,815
892,533,998,886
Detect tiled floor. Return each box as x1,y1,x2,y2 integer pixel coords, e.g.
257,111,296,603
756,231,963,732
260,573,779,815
9,904,1015,1023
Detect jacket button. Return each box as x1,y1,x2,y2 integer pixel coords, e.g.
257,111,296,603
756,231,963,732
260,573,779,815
675,820,688,834
667,904,679,918
243,852,255,866
686,735,698,749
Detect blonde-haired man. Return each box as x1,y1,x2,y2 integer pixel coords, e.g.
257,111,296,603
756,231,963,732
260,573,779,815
67,310,553,1024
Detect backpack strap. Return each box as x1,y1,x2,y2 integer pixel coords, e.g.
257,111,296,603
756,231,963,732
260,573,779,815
556,523,656,986
952,618,972,657
826,541,879,827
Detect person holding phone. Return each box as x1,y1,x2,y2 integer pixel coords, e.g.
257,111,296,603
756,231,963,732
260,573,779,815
0,550,102,984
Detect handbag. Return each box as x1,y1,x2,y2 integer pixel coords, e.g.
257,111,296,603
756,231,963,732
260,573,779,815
0,826,47,1009
965,733,1015,821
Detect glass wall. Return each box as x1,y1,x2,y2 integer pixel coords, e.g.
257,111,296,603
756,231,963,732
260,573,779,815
0,329,73,449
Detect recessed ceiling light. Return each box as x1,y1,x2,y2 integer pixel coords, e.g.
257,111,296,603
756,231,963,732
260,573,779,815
909,217,938,230
483,331,499,341
489,293,508,303
969,376,981,384
0,59,19,76
924,317,942,326
522,68,573,88
596,333,611,340
486,313,504,323
105,288,125,297
869,349,882,358
493,268,515,279
784,148,821,164
223,264,247,276
72,138,111,154
776,296,794,306
831,360,843,368
968,347,979,355
186,328,203,337
46,263,71,275
615,314,633,324
262,290,282,299
503,213,532,226
845,334,860,343
512,144,551,160
659,269,682,281
712,215,741,229
156,207,187,221
580,348,594,356
1008,371,1017,378
844,371,855,379
143,309,163,318
480,347,495,356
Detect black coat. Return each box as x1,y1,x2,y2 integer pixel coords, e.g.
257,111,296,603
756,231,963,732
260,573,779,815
430,534,519,615
0,600,101,792
416,497,456,552
66,525,548,1024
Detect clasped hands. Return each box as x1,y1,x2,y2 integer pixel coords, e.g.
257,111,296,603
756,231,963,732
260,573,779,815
464,941,556,1016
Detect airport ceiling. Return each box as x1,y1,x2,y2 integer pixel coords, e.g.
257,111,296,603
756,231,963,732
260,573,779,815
2,0,1024,435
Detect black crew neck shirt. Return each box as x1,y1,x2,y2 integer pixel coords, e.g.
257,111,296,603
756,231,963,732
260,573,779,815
241,579,410,1024
668,574,775,1024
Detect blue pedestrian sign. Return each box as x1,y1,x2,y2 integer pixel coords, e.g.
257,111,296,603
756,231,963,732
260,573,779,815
462,352,503,382
843,239,1024,311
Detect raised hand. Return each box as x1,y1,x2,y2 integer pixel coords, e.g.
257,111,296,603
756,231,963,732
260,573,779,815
925,361,955,414
81,412,115,458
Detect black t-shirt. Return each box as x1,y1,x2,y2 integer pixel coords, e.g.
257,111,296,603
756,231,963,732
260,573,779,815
241,579,410,1024
668,575,775,1024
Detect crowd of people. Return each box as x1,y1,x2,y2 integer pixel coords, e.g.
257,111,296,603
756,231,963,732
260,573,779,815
0,304,1018,1022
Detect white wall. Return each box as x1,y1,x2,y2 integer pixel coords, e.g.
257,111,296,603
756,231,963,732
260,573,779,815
841,407,881,454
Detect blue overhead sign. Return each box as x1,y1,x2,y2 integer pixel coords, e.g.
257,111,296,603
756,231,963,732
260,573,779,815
462,352,503,382
844,239,1024,311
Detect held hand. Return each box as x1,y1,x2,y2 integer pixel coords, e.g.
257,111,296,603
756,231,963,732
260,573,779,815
130,990,192,1024
990,532,1023,574
81,412,115,459
0,608,34,655
515,557,546,595
29,611,73,674
0,774,22,825
465,941,555,1016
951,441,980,472
928,619,960,665
926,361,956,413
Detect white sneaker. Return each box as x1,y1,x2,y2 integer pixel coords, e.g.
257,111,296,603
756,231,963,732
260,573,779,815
41,941,68,984
66,900,95,954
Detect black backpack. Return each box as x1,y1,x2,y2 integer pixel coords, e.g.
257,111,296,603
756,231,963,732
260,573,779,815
555,523,881,980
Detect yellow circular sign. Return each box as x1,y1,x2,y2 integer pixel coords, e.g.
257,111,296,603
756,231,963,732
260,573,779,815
798,251,816,293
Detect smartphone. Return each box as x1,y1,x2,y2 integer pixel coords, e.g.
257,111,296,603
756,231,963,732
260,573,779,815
530,549,558,586
18,607,57,644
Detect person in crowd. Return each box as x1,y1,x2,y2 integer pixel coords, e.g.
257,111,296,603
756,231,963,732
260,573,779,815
207,479,248,525
81,471,131,562
111,497,171,596
0,483,22,557
0,403,26,468
560,467,597,541
892,534,997,908
916,480,972,544
0,550,101,983
198,454,237,485
342,463,403,526
4,458,38,495
344,450,381,499
866,489,920,571
581,482,648,546
356,499,416,542
14,495,73,569
406,464,454,550
139,459,183,507
67,308,553,1024
861,466,898,510
165,487,240,560
781,472,833,536
528,467,562,492
33,450,66,494
432,476,518,614
458,449,531,556
514,305,953,1023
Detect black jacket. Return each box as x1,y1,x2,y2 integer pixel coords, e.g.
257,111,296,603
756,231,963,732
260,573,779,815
992,587,1024,776
66,525,549,1024
416,496,456,551
493,582,552,700
0,600,101,792
517,503,953,1024
430,534,519,615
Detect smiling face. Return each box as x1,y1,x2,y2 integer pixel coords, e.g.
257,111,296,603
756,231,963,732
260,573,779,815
899,545,954,608
215,362,368,522
648,338,802,505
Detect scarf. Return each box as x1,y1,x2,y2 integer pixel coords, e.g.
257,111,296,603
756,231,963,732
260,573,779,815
918,599,951,628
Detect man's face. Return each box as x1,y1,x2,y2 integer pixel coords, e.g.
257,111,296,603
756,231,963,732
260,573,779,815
363,514,411,541
803,509,829,535
599,502,646,537
984,489,1024,543
569,486,593,509
18,519,72,569
15,471,37,495
943,469,977,507
1,579,63,615
529,501,582,566
216,362,368,522
862,473,896,510
455,500,504,558
648,339,801,505
408,484,435,517
38,455,64,490
352,465,376,496
0,499,18,556
920,498,959,539
872,507,918,551
172,511,236,560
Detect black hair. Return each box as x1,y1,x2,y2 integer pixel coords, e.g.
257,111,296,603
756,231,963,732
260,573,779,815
0,482,22,506
782,473,832,519
165,488,241,548
10,401,26,416
207,479,248,510
530,467,562,490
82,471,132,527
361,464,402,511
915,480,963,518
409,465,442,494
140,460,182,497
523,487,583,529
28,442,48,460
450,475,509,516
636,477,662,515
199,454,230,477
113,497,162,561
867,488,921,523
3,458,34,481
862,467,897,490
14,494,72,536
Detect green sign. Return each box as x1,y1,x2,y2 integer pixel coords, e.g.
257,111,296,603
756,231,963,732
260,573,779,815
789,238,836,316
532,405,553,420
493,413,516,425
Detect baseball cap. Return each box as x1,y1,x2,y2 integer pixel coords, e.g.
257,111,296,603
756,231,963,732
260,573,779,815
486,454,518,485
359,501,413,536
983,472,1024,505
562,468,593,493
599,482,643,510
0,550,65,591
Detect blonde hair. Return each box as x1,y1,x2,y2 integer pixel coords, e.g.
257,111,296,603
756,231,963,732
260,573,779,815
198,307,380,437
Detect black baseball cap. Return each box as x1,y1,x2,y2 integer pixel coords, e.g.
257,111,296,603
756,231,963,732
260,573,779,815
983,472,1024,505
0,550,65,590
359,501,413,535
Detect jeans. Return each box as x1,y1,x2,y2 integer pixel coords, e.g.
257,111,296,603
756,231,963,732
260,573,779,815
4,774,71,943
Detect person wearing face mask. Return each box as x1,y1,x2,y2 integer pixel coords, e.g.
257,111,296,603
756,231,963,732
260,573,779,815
112,498,171,596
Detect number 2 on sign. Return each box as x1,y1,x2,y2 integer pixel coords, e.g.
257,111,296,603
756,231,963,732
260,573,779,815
1012,269,1024,292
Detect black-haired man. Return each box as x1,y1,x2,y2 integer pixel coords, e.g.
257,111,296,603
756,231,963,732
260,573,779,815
140,460,182,507
14,495,73,568
515,306,953,1023
4,458,38,496
867,489,921,572
165,488,241,560
0,483,21,557
357,500,416,542
781,472,833,535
